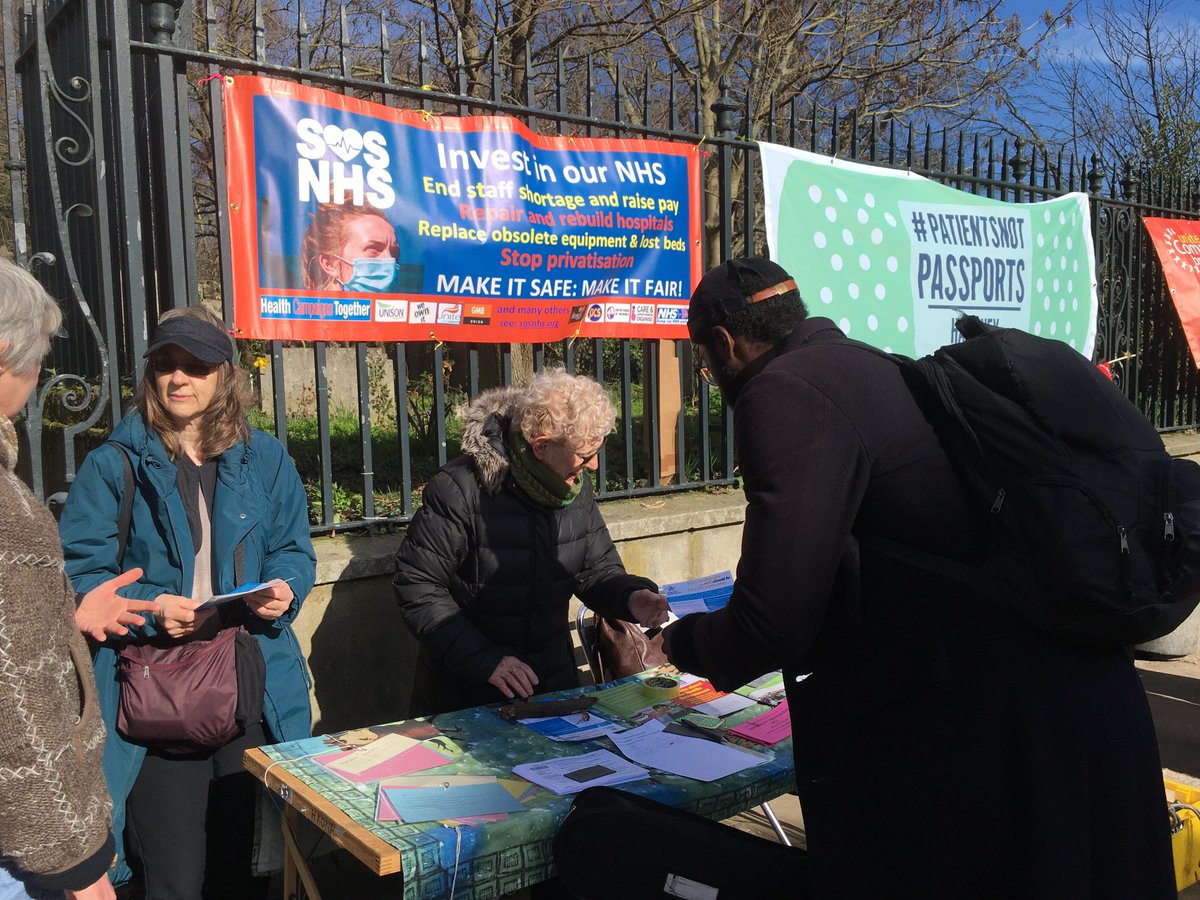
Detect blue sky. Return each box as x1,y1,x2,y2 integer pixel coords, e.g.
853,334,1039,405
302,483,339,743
1000,0,1200,58
984,0,1200,152
1000,0,1102,56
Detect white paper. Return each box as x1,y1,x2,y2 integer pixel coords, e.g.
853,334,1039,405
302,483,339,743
667,598,710,616
511,749,649,795
608,718,765,782
691,693,758,718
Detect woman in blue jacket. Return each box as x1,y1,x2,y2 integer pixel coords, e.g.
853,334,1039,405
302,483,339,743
58,307,316,900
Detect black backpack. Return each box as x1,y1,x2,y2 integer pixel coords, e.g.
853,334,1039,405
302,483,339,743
860,316,1200,648
553,786,806,899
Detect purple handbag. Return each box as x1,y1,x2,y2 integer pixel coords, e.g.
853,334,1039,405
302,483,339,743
107,445,266,754
116,627,240,754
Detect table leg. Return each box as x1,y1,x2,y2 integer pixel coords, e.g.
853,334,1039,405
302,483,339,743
281,805,324,900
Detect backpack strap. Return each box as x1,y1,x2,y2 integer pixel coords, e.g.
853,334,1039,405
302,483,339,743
855,531,998,600
821,334,991,484
811,337,996,597
110,443,134,568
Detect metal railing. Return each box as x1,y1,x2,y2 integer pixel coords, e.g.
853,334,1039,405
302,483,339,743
6,0,1199,534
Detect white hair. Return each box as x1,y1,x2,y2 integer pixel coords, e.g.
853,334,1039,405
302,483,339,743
516,368,616,447
0,258,62,375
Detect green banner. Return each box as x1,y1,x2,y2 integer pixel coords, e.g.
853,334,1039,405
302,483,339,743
760,144,1097,358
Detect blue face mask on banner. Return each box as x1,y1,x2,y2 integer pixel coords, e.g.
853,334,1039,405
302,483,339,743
337,257,399,293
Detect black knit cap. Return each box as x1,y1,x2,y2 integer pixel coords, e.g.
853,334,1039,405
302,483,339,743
143,316,234,365
687,256,798,342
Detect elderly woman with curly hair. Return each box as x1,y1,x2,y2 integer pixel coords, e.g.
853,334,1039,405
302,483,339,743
394,368,668,715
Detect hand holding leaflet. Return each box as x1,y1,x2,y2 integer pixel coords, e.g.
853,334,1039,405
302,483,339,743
661,571,733,616
199,577,293,609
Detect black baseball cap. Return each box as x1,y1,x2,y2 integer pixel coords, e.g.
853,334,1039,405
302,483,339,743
688,257,798,342
143,316,234,365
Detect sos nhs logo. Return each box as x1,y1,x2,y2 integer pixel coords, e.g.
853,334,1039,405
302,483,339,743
294,118,395,210
656,305,688,324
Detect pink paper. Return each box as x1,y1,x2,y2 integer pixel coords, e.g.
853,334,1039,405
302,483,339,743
315,743,452,784
728,700,791,746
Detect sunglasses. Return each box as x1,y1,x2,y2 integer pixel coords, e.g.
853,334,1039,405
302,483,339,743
149,357,220,377
696,364,719,388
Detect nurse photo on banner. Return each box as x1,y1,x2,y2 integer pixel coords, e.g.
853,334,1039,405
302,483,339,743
297,197,424,294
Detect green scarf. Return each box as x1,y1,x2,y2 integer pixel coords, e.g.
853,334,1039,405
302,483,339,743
506,427,582,508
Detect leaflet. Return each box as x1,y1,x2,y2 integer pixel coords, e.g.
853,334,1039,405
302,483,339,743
728,701,792,747
675,680,725,708
608,717,765,782
511,749,650,795
323,733,419,775
593,682,655,720
315,736,455,784
375,776,530,824
736,671,787,707
518,712,624,742
199,577,293,609
661,571,734,616
690,692,758,718
382,779,524,825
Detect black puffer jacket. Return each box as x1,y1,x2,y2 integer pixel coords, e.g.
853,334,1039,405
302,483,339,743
394,386,655,714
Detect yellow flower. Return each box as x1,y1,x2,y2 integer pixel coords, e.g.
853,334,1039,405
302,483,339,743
253,355,269,370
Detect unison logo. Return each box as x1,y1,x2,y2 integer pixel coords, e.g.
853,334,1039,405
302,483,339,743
294,118,395,210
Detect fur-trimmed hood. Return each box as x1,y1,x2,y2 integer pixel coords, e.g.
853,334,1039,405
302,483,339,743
457,385,525,493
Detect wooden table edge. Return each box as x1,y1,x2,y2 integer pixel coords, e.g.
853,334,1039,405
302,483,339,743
244,746,403,877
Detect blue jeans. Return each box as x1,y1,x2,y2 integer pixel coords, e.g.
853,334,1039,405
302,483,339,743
0,865,64,900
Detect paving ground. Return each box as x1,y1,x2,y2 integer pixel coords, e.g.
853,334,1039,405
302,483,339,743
277,651,1200,899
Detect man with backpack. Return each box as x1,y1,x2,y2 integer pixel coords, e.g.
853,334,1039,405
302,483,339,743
662,256,1176,898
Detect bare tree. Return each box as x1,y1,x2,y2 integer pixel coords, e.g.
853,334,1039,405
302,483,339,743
1039,0,1200,181
609,0,1070,257
188,0,1071,295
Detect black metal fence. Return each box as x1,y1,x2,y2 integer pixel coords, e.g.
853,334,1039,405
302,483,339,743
6,0,1200,535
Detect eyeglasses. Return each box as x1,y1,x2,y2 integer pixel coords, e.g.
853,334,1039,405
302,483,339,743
559,441,604,465
150,357,220,377
694,349,719,388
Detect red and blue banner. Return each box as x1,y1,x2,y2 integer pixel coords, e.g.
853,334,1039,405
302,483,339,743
222,76,701,342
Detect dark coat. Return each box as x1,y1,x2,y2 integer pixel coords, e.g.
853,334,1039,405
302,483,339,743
394,387,655,714
666,317,1175,899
